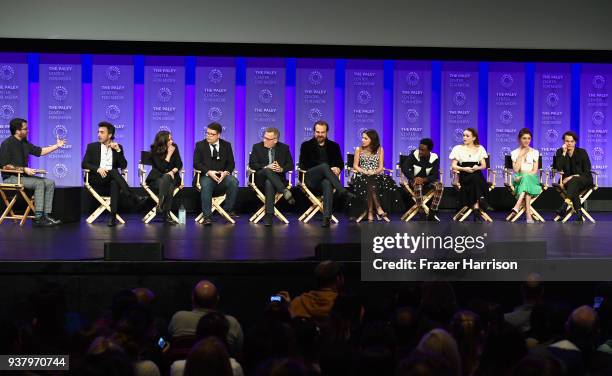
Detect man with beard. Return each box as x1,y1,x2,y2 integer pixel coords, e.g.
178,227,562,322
298,120,355,227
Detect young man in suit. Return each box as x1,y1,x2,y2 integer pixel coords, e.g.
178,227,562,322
298,120,355,227
0,118,65,227
248,127,295,226
81,121,145,226
553,131,594,221
193,122,239,226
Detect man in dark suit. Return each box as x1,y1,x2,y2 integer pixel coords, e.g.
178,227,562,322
553,131,593,221
249,127,295,226
193,122,239,226
299,120,355,227
82,122,145,226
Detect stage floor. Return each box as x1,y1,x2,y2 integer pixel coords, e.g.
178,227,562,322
0,211,611,261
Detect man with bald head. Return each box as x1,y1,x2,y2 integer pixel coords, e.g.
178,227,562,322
168,280,243,357
547,305,600,374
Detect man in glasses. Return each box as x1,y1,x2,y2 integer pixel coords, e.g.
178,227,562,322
193,122,239,225
248,127,295,226
0,118,65,227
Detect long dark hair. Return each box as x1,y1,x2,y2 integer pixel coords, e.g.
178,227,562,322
151,130,171,158
465,128,480,146
364,130,381,153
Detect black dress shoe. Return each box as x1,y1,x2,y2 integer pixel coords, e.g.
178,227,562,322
33,217,54,227
202,216,212,226
479,197,493,211
164,212,178,225
107,215,117,227
556,203,568,217
133,195,149,210
342,190,356,201
322,217,331,227
264,213,273,226
44,215,62,225
575,210,584,222
283,190,296,205
427,210,438,222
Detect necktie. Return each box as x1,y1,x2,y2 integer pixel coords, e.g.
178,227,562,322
212,144,219,160
268,147,275,165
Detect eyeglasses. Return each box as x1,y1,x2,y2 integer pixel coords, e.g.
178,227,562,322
263,136,277,141
206,132,218,137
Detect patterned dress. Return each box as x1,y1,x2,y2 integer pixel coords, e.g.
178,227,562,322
347,150,403,217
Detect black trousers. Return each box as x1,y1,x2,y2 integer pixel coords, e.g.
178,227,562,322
564,175,592,210
255,168,287,214
305,163,345,218
88,169,132,213
149,174,176,212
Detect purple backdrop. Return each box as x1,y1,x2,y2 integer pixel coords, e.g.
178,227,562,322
144,56,185,170
440,62,479,176
295,59,335,155
245,58,285,158
195,57,236,147
486,63,526,173
393,61,432,165
533,63,572,170
92,55,135,182
344,60,384,157
38,54,82,187
580,64,612,185
0,53,28,142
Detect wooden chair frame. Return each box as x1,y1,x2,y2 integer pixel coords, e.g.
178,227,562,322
193,169,237,224
247,167,293,224
503,155,548,223
83,168,129,224
345,152,393,223
295,163,339,224
0,168,45,226
396,154,444,222
138,152,184,224
451,155,496,222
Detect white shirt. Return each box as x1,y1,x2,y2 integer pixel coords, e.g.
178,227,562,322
511,147,539,173
100,143,113,170
449,144,487,164
208,141,220,160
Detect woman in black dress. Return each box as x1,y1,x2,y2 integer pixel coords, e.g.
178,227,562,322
449,127,490,214
146,131,182,224
348,130,402,222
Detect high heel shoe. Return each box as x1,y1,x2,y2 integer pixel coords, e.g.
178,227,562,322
508,207,520,221
376,211,390,222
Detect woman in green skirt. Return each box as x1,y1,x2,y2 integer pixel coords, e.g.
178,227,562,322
509,128,542,223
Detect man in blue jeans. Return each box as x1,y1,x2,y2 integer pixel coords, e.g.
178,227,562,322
193,122,239,225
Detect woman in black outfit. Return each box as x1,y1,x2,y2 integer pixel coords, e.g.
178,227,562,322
449,127,491,217
146,130,182,224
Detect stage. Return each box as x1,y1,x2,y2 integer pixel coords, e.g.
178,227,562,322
1,211,611,262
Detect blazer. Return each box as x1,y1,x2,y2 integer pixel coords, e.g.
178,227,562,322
146,144,183,186
401,149,440,183
82,142,128,173
193,138,236,176
553,147,593,183
249,141,294,185
298,137,344,171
